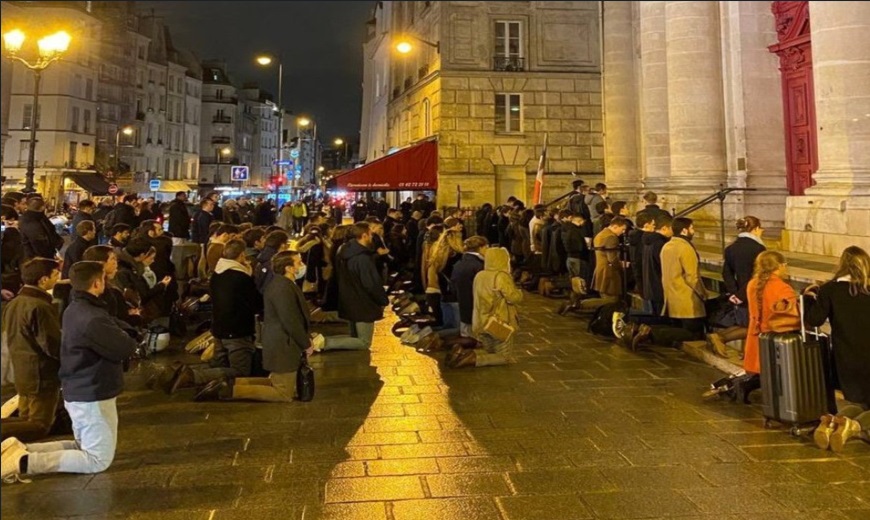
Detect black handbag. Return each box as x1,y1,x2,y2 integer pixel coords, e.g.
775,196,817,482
296,354,315,402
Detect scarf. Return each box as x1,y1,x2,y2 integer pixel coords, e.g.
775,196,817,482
738,232,765,247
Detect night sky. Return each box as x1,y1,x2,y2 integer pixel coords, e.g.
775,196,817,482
139,1,373,145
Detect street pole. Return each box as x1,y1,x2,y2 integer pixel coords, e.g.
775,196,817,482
276,61,283,204
24,70,41,193
114,128,122,181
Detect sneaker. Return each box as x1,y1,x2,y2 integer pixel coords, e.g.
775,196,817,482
1,444,29,484
1,438,25,458
830,416,863,452
612,312,627,339
813,414,836,450
631,324,652,352
310,333,326,352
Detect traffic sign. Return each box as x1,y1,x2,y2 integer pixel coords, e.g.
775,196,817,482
231,166,249,182
107,183,119,195
289,149,300,159
275,160,293,166
149,179,161,191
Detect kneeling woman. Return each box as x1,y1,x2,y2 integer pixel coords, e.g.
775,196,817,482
196,251,308,401
447,247,523,368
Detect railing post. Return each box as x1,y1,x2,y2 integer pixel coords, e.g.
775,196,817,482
719,192,726,254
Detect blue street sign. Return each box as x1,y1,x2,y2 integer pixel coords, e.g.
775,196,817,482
231,166,249,181
289,149,300,159
275,160,293,166
149,179,161,191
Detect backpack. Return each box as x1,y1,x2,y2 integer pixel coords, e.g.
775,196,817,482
588,301,626,338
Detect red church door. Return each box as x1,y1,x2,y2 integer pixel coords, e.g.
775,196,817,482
768,1,819,196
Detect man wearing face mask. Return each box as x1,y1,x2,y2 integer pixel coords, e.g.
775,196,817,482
165,239,264,395
313,222,388,352
193,251,311,401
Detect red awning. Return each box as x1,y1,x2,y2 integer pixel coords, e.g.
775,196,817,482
334,140,437,191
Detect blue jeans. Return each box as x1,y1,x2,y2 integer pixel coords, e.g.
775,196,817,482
25,398,118,475
193,337,255,385
324,321,375,350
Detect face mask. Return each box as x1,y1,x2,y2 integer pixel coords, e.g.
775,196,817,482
295,263,307,280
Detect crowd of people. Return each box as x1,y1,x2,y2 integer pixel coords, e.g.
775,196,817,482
1,178,867,483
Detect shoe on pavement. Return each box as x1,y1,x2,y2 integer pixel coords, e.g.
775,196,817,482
450,349,477,369
620,322,639,350
194,379,232,402
445,344,464,368
400,324,421,344
631,324,652,352
830,416,863,452
167,365,195,395
310,333,326,352
1,438,25,458
707,333,729,357
813,414,837,450
612,312,627,339
1,444,30,484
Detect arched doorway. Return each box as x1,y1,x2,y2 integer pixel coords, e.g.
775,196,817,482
768,1,819,196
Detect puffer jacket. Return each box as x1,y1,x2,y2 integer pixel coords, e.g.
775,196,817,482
472,248,523,336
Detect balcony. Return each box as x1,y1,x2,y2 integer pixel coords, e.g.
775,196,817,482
212,115,232,124
493,56,526,72
211,136,231,144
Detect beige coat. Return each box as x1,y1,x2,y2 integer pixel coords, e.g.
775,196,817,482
472,247,524,335
660,236,707,318
592,227,624,298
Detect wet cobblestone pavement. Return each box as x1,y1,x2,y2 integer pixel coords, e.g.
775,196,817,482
3,293,869,519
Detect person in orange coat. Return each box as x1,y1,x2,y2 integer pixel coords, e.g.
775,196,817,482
743,251,799,374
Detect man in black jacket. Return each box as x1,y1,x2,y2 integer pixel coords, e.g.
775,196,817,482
2,261,139,481
190,199,215,244
107,195,139,230
18,197,63,261
167,191,191,243
318,222,388,351
451,236,488,337
628,212,657,299
62,221,97,279
635,191,671,227
166,239,263,393
69,200,95,242
642,215,673,316
1,258,63,442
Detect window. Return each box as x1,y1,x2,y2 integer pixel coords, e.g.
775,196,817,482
177,78,183,92
69,142,78,165
22,104,40,129
495,21,523,58
74,74,83,97
85,78,94,100
84,110,91,133
495,93,522,133
71,107,80,132
216,89,224,100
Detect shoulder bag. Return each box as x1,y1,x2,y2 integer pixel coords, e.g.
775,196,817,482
482,273,516,342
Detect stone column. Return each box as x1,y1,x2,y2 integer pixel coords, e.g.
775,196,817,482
806,0,870,196
664,1,727,193
638,1,670,190
602,1,639,196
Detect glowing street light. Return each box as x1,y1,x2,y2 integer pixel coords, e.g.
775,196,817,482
297,117,311,128
334,138,344,146
396,41,413,54
113,125,135,179
394,34,440,55
221,147,232,157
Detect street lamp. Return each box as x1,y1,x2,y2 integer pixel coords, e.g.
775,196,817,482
218,147,232,185
3,29,72,193
113,126,134,180
394,34,440,54
296,116,319,189
255,53,283,201
333,138,349,168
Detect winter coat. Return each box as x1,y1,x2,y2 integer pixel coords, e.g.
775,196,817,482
262,274,308,374
167,199,191,239
210,258,262,339
562,221,589,261
592,228,624,298
451,252,485,325
190,209,213,244
743,275,798,374
642,232,669,304
660,236,706,318
336,240,388,323
254,245,281,294
69,211,95,241
627,229,647,296
472,248,523,336
109,203,138,229
723,235,766,303
59,291,138,402
2,286,62,394
278,206,293,231
62,236,92,279
115,249,167,319
806,279,870,406
508,222,531,261
635,204,671,228
19,210,63,260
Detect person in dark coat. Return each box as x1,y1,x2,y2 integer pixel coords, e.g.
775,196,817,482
114,238,171,322
318,223,388,352
206,192,223,222
641,215,673,316
18,198,64,261
62,221,97,279
167,192,191,242
194,251,309,401
628,212,656,299
635,191,671,228
254,230,290,294
387,224,410,271
190,199,215,245
137,219,178,315
108,195,139,229
253,200,275,226
69,200,95,242
805,246,870,452
1,258,63,442
375,199,389,221
450,237,488,337
708,216,766,356
2,261,139,481
352,199,368,222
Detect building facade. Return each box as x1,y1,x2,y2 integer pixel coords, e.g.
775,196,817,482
364,0,604,206
600,0,870,255
359,1,393,163
198,60,238,187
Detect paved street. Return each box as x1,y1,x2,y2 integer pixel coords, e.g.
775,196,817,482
3,293,869,520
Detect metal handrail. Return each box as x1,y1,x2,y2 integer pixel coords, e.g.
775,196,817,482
672,186,756,253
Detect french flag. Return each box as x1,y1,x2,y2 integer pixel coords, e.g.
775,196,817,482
533,134,548,205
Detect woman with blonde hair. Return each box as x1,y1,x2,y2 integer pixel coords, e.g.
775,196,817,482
743,251,800,376
425,229,465,335
805,246,870,451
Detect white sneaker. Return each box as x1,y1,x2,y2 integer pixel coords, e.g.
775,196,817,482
1,444,30,484
1,437,25,457
310,333,325,352
612,312,627,339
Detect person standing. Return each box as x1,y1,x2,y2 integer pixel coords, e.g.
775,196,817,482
451,236,488,337
1,259,63,442
190,199,215,245
69,200,95,243
316,223,388,351
635,191,671,228
1,261,139,481
167,191,191,244
18,197,63,261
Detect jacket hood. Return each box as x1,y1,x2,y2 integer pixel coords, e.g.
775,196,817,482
643,232,670,247
257,245,279,263
214,258,252,276
484,247,511,274
116,249,144,276
340,240,373,260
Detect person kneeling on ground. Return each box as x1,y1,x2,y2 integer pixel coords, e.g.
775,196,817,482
2,261,139,482
195,251,312,401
